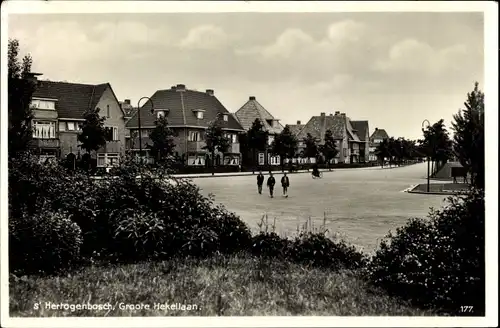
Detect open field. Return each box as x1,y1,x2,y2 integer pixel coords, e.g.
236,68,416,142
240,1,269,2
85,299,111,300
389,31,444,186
193,163,447,253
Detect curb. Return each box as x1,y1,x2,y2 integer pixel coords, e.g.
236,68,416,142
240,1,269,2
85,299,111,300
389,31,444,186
406,183,469,196
172,163,421,179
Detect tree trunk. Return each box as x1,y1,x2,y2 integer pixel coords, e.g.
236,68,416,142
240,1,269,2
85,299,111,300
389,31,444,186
212,151,215,175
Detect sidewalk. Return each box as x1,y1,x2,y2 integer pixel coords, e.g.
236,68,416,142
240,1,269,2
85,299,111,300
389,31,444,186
172,164,418,179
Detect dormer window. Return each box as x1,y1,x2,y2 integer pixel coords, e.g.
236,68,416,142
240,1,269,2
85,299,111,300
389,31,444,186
192,109,205,120
157,110,165,119
30,98,57,110
223,114,228,122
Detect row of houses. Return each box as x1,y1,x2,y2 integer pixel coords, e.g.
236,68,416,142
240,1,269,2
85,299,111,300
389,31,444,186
26,73,390,168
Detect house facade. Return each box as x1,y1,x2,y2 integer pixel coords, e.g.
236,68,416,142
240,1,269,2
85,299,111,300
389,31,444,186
368,128,390,161
350,120,370,163
29,75,127,167
295,111,368,164
125,84,245,166
234,96,284,166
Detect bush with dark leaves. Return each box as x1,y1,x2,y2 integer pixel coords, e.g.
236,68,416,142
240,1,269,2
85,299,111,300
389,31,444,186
366,188,485,315
289,232,368,269
9,210,83,275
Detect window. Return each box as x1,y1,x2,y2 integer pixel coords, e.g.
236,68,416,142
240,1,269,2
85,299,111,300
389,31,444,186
157,110,165,119
196,112,204,120
77,122,83,131
223,114,228,121
32,121,56,139
31,99,56,110
97,153,120,167
106,105,110,118
67,122,76,131
267,135,274,146
232,134,237,143
141,129,149,138
188,155,205,166
59,122,66,132
188,131,200,142
343,148,347,157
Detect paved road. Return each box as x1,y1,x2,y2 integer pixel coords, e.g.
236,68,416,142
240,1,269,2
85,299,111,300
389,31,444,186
192,163,447,253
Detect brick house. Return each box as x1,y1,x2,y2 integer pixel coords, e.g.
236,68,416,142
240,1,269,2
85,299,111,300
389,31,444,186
125,84,245,166
29,75,127,167
369,128,390,162
234,96,284,166
295,111,367,164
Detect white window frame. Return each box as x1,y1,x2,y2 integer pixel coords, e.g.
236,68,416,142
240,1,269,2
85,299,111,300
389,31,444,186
106,105,110,118
196,112,204,120
157,110,165,119
268,135,275,146
140,129,149,138
97,153,120,167
58,122,66,132
31,99,56,110
232,134,237,143
223,114,228,121
188,155,205,166
32,121,56,139
188,131,200,142
67,122,76,131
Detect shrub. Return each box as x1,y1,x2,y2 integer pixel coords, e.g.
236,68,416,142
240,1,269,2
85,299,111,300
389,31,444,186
113,210,167,261
251,232,291,258
209,205,253,255
366,188,485,315
9,211,83,276
289,232,368,270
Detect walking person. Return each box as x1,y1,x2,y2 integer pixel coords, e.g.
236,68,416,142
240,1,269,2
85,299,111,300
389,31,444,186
267,172,276,198
281,172,290,197
256,171,265,194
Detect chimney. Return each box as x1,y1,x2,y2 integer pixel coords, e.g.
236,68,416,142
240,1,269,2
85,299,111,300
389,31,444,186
26,72,42,84
320,112,326,117
176,84,186,92
329,113,333,116
124,99,131,105
297,120,301,125
335,111,340,115
249,96,256,101
375,128,378,131
341,112,346,116
206,89,214,96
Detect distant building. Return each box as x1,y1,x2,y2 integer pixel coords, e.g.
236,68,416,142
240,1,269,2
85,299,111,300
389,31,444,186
296,111,368,164
288,120,305,136
368,128,390,161
119,99,137,119
125,84,245,166
350,120,370,163
234,96,284,166
29,74,127,167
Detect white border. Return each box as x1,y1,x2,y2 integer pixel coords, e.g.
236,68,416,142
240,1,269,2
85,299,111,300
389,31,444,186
1,1,498,328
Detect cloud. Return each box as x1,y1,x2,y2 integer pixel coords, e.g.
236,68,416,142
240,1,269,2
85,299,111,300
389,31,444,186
373,39,468,75
178,25,229,50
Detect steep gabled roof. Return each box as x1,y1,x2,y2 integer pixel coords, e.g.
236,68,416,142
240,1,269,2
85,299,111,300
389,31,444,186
288,124,305,136
346,118,361,142
297,114,345,142
370,128,389,140
32,80,120,119
234,96,284,134
126,85,244,131
350,120,369,141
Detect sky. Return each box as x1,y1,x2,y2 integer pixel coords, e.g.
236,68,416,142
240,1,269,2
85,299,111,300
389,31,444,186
8,10,484,140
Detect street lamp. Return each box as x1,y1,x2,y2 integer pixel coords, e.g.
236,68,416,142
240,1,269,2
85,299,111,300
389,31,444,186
422,119,431,192
137,97,154,164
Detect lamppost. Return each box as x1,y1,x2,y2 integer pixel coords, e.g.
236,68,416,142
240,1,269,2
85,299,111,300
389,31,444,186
137,97,154,164
422,119,431,192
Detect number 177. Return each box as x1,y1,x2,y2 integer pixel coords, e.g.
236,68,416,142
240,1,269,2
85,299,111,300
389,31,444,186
460,306,474,313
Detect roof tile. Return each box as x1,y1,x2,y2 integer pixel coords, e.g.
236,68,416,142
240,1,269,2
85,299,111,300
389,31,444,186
234,97,284,134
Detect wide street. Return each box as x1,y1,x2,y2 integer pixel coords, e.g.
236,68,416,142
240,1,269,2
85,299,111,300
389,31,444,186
193,163,447,253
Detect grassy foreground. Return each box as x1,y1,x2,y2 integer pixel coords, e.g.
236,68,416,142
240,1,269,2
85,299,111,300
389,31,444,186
10,254,435,316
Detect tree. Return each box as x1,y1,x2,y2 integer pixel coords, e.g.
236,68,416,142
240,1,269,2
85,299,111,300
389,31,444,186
375,139,391,168
148,115,176,166
451,82,485,189
8,39,37,158
247,118,268,172
203,116,231,175
422,119,453,175
319,130,338,170
78,107,107,155
303,133,319,164
270,125,298,171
